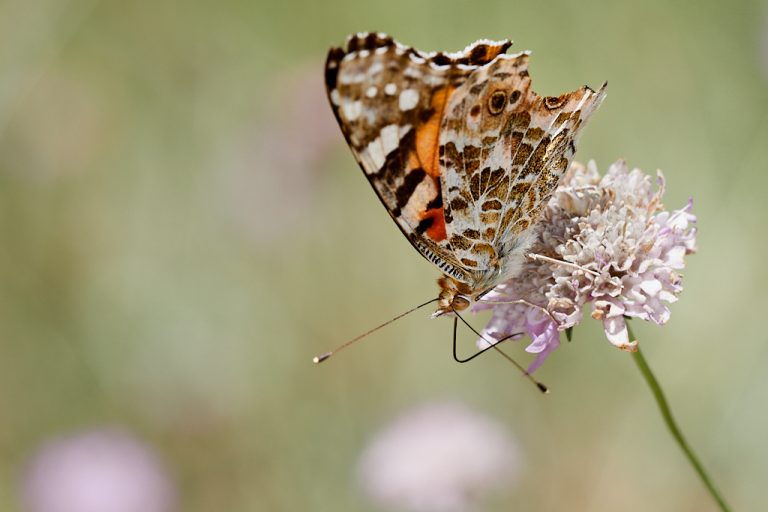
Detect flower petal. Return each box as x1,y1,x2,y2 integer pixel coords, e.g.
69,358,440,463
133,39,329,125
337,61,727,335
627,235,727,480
603,317,638,351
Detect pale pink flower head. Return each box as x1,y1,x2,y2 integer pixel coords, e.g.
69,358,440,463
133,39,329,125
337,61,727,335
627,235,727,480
20,428,176,512
474,160,697,371
357,401,521,512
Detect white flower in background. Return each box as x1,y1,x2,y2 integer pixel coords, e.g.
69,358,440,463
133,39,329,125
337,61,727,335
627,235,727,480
21,428,176,512
357,401,520,512
474,160,697,372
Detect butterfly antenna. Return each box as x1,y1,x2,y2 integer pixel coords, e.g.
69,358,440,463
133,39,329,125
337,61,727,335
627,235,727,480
452,309,549,394
313,298,439,364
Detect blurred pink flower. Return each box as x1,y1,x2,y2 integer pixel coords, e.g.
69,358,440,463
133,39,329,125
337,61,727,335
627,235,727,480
474,160,697,371
357,401,520,512
21,428,176,512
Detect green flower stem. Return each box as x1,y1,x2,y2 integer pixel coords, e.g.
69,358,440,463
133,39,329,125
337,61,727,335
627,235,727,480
626,322,731,512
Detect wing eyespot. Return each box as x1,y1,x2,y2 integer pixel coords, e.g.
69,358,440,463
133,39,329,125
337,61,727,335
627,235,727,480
488,90,507,115
543,95,567,110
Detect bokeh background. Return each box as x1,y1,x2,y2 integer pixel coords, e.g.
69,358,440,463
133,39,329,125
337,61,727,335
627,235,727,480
0,0,766,510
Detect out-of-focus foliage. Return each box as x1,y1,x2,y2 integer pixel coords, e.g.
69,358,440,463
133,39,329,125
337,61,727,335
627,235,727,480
0,0,765,510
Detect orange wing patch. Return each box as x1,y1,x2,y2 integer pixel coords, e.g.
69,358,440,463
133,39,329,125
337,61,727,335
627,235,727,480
419,207,447,241
407,86,455,243
415,86,454,179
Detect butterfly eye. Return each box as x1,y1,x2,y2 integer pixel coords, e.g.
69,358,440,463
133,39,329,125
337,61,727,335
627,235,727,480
488,90,507,115
452,295,471,311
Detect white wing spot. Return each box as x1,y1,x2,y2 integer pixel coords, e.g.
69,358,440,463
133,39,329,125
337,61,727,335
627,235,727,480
339,70,365,85
402,174,439,222
363,139,385,173
380,124,401,155
404,66,422,78
399,89,419,111
330,89,341,106
369,62,384,74
342,100,362,121
384,83,397,95
365,86,377,98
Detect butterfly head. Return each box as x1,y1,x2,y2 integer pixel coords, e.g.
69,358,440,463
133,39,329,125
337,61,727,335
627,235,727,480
433,276,492,317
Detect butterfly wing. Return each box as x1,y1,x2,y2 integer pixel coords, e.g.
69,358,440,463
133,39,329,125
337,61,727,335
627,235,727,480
439,53,606,280
325,33,512,283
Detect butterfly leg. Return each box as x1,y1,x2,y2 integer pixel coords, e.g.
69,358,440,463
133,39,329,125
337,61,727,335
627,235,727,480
526,252,600,277
451,313,519,363
476,297,558,325
451,310,549,393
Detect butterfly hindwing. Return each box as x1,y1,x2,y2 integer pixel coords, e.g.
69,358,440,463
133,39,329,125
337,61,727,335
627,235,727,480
439,54,607,278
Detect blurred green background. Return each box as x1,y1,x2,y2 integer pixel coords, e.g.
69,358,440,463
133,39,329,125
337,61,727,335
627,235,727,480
0,0,766,510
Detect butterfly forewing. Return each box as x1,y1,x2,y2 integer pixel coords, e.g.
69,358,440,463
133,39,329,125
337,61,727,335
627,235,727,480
325,33,514,281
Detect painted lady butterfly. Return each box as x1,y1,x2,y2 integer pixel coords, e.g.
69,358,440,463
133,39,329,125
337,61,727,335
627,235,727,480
325,32,605,332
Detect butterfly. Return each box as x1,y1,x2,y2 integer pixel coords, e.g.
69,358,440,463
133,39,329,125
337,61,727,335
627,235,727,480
325,32,605,329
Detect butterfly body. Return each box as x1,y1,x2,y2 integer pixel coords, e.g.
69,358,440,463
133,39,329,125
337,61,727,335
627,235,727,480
325,33,606,317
